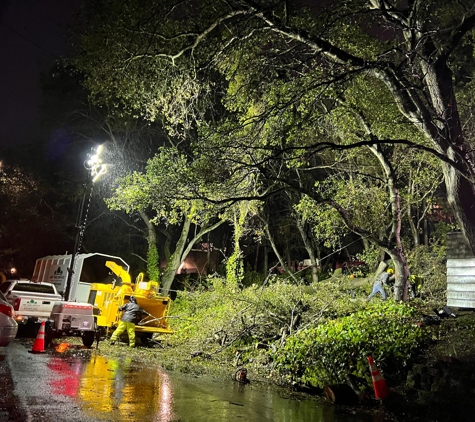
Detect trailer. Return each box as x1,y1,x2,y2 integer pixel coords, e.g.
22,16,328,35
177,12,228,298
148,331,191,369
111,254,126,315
32,253,130,303
46,301,96,348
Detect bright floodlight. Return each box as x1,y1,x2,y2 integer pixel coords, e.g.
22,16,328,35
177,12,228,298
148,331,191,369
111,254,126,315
85,144,107,182
92,164,107,183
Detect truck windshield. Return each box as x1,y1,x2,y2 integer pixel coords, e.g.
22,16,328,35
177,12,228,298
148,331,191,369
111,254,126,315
13,283,56,294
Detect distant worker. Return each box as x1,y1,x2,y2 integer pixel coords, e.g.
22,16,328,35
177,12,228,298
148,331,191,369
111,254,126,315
109,296,146,348
367,269,390,300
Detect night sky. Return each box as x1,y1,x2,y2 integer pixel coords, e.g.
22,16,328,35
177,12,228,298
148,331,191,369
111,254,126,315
0,0,323,151
0,0,81,148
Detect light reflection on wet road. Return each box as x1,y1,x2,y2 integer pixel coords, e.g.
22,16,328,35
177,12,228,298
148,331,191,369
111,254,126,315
5,341,382,422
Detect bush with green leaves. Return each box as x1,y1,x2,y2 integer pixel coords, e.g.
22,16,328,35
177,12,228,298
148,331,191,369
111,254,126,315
356,244,380,273
165,277,429,386
168,278,366,355
406,245,447,304
271,301,428,388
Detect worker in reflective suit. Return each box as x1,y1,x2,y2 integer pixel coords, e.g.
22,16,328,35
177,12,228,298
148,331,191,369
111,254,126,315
110,296,145,347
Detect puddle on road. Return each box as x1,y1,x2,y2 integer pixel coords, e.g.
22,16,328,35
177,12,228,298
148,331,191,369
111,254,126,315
46,343,383,422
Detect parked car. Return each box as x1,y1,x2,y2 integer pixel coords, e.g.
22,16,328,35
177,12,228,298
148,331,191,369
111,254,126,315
0,290,18,346
0,279,62,325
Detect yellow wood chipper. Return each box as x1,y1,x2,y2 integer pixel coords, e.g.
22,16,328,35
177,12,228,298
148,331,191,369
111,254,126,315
87,261,173,345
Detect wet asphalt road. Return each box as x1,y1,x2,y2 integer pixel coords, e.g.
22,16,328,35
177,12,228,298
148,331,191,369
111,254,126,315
0,341,99,422
0,345,24,422
0,337,178,422
0,335,388,422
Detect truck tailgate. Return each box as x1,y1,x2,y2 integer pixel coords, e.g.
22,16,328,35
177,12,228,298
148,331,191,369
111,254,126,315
0,279,63,323
16,294,59,318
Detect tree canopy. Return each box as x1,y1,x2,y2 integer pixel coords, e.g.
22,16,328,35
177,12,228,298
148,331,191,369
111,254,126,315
67,0,475,296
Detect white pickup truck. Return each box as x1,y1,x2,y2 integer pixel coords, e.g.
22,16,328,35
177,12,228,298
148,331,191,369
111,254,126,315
0,279,62,324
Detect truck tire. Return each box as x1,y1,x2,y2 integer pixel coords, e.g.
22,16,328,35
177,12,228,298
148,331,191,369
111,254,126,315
82,331,95,348
45,323,54,349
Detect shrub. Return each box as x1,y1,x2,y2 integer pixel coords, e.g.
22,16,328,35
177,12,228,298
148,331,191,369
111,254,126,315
168,278,365,356
406,245,447,304
271,301,427,388
166,279,428,386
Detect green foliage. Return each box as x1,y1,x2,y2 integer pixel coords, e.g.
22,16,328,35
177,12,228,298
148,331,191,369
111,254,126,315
334,75,425,144
225,206,250,287
356,244,381,273
296,173,390,249
167,278,242,355
272,301,427,388
170,278,359,350
430,222,457,246
67,0,474,391
74,0,467,289
406,245,447,304
295,196,347,249
166,279,430,387
330,178,389,234
105,147,193,222
225,248,244,287
241,270,266,287
147,243,160,281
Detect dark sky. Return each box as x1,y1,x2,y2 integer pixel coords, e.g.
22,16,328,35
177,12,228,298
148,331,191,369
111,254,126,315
0,0,81,148
0,0,326,151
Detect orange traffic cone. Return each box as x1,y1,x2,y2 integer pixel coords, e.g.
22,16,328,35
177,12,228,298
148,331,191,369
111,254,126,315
29,321,47,354
367,356,390,399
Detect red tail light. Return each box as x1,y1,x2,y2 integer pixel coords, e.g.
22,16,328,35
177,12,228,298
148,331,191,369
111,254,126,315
0,303,13,318
13,298,21,311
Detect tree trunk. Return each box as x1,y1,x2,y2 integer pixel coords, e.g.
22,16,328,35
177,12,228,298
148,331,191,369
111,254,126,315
254,241,260,272
388,251,406,301
264,222,299,283
392,189,411,301
263,242,268,274
160,216,192,296
206,232,211,274
180,220,225,265
365,144,411,301
443,164,475,253
285,241,292,271
158,227,173,262
374,261,388,278
295,217,319,283
423,202,429,247
416,59,475,254
160,217,225,295
138,210,159,281
407,201,419,247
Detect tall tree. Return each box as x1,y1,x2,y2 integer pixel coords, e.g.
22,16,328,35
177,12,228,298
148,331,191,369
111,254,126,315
0,150,70,275
106,147,227,295
72,0,475,254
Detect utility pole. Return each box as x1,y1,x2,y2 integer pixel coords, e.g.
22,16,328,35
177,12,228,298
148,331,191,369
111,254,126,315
64,145,107,301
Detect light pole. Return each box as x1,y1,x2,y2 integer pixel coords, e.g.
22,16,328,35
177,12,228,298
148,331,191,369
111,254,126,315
64,145,108,301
